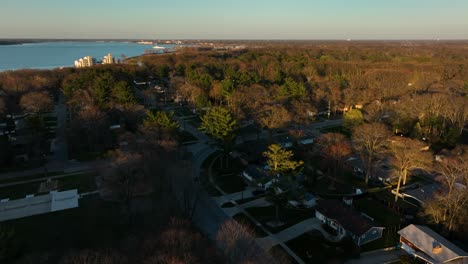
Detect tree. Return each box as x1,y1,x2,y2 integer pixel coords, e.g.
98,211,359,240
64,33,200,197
343,109,364,129
423,152,468,233
390,138,433,201
263,145,302,227
352,123,391,185
258,104,291,139
111,81,135,108
144,110,179,131
263,144,303,175
317,133,351,182
0,97,6,117
200,106,237,145
216,220,271,264
19,91,53,113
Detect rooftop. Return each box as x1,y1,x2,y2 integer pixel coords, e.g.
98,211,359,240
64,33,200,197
399,224,468,263
316,199,382,236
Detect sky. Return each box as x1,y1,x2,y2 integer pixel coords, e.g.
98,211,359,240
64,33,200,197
1,0,467,39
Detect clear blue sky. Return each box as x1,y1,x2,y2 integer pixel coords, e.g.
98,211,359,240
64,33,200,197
1,0,467,39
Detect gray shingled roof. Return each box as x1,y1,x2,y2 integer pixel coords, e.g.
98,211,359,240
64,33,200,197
398,224,468,263
402,183,440,204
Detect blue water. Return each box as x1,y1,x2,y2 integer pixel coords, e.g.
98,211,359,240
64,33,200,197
0,41,174,71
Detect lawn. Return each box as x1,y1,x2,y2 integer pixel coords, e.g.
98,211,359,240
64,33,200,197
211,154,247,194
319,125,351,137
286,231,359,263
0,173,97,199
214,173,247,194
58,173,97,193
305,175,355,196
354,196,403,251
0,182,41,199
353,197,401,226
360,228,399,252
0,171,64,185
245,206,314,233
372,190,420,215
233,213,268,237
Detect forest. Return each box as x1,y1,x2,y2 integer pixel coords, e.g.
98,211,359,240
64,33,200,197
0,41,467,263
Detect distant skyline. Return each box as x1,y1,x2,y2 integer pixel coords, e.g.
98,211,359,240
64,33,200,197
1,0,468,39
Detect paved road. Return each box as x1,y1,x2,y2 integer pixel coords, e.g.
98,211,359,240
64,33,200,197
48,93,68,170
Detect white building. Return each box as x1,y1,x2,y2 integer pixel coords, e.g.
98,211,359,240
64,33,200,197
74,56,94,68
102,53,119,64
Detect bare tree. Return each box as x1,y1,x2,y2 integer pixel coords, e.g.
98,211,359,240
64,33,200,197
390,137,433,201
257,104,291,139
19,91,53,113
317,133,351,184
352,123,391,185
0,97,6,117
216,220,273,264
423,152,468,233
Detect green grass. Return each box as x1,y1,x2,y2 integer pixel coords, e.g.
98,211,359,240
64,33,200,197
233,213,268,237
353,197,401,251
360,228,399,252
214,173,247,194
245,206,314,233
353,197,401,226
0,171,64,185
201,151,221,170
0,182,41,199
319,125,351,137
0,173,97,199
76,151,104,161
211,154,247,194
286,231,359,263
372,190,419,215
58,173,97,193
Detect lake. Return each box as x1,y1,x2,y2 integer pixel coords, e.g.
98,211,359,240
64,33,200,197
0,41,174,71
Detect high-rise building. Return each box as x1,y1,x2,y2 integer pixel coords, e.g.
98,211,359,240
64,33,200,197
74,56,94,68
102,53,119,64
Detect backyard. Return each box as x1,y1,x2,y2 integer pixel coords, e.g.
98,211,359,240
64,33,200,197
286,231,359,263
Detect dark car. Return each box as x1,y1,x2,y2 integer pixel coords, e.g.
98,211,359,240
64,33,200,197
252,189,265,196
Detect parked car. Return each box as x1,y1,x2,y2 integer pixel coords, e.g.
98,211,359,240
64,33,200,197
252,189,266,196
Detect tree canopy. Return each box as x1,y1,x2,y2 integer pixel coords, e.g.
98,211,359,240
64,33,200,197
263,144,303,175
200,106,237,143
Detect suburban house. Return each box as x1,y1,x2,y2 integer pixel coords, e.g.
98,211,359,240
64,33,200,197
0,190,79,222
345,157,364,177
315,199,384,246
398,224,468,264
242,165,273,188
400,183,440,206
